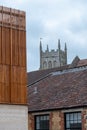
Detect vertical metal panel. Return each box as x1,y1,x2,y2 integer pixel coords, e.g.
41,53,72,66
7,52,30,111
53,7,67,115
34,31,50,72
11,66,27,104
5,28,10,65
11,67,18,103
2,27,6,64
0,27,1,63
0,65,10,103
12,29,15,65
19,30,26,67
15,30,19,65
20,67,27,103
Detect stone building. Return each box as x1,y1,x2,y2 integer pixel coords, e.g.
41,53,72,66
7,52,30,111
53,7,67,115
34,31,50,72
27,58,87,130
40,39,67,70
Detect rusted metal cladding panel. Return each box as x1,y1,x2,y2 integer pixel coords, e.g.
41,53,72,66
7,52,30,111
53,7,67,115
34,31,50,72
0,26,11,65
0,65,10,103
0,27,1,64
0,6,27,104
12,29,19,66
11,66,27,104
2,27,11,64
11,29,26,67
19,30,26,67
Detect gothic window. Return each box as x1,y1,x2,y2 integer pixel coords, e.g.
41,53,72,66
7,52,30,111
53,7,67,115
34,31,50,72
48,61,52,68
43,61,47,69
65,112,82,130
35,115,49,130
53,60,57,67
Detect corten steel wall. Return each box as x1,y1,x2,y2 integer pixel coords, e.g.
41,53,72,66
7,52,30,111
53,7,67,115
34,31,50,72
0,6,27,104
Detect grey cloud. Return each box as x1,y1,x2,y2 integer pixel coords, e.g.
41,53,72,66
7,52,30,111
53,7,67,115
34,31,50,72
0,0,87,71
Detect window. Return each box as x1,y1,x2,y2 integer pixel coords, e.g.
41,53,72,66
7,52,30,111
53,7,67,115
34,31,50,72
65,112,82,130
35,115,49,130
53,60,57,67
48,61,52,68
43,61,47,69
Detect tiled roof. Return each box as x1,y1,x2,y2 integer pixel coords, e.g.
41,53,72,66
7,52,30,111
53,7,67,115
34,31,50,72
27,65,87,112
77,59,87,67
27,65,69,86
27,58,87,86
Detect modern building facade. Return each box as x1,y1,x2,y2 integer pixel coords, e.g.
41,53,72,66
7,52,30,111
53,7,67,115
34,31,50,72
40,39,67,70
0,6,28,130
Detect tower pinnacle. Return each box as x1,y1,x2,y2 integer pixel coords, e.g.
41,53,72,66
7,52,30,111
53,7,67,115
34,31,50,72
65,42,67,51
47,44,49,51
58,39,61,50
40,38,42,52
64,42,67,64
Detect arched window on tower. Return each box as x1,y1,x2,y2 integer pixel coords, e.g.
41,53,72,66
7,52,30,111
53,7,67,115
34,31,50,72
48,61,52,68
53,60,57,67
43,61,47,69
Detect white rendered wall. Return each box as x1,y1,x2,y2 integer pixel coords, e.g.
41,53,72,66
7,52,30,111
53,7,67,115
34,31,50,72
0,105,28,130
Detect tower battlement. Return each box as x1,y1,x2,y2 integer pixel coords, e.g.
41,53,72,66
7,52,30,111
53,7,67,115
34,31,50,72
40,39,67,70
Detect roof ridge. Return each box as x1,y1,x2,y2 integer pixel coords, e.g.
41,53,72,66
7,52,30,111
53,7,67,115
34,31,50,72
51,65,87,76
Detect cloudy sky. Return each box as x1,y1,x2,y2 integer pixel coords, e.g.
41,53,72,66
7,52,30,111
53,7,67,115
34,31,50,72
0,0,87,72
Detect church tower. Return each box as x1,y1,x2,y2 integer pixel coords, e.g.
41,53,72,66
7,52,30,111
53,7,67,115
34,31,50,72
0,6,28,130
40,39,67,70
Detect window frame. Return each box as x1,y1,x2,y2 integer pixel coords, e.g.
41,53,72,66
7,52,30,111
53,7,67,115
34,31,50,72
64,111,82,130
35,114,49,130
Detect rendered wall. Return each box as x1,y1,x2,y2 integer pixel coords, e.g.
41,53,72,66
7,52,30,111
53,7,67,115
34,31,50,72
0,105,28,130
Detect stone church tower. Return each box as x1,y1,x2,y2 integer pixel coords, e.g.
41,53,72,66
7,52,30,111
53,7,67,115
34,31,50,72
40,39,67,70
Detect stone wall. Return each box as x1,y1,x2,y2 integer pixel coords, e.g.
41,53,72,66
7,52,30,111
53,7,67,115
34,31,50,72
50,111,64,130
82,109,87,130
40,42,67,70
41,49,66,70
